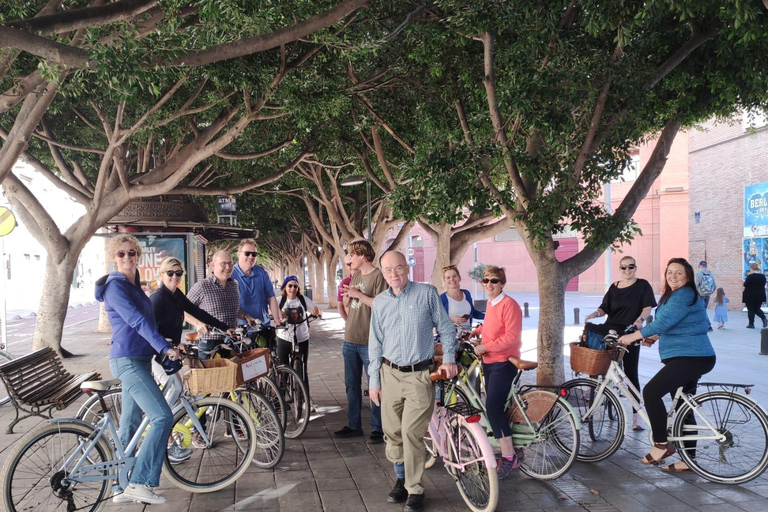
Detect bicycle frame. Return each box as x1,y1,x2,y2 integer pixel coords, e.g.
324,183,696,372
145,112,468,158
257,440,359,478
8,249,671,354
426,401,496,473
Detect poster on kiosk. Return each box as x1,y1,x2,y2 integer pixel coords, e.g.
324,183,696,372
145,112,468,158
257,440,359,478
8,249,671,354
744,182,768,278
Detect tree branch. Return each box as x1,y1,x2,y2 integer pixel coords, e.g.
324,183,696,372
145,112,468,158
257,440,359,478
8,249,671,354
9,0,160,35
215,137,293,160
0,26,89,67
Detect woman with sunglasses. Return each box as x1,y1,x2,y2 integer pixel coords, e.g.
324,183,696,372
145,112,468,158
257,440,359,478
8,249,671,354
150,257,234,348
439,265,485,330
95,235,180,505
584,255,657,430
471,266,523,478
276,276,321,394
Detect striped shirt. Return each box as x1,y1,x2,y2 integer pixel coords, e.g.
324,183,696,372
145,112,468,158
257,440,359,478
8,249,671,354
368,281,457,389
187,275,240,345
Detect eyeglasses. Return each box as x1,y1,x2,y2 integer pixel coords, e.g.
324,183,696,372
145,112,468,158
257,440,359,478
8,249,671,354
116,249,137,258
481,278,501,284
286,284,299,289
620,264,637,270
218,261,234,267
383,265,405,275
241,251,257,258
165,270,184,277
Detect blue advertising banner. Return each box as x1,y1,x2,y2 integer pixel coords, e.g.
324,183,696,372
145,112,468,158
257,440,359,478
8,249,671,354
744,182,768,237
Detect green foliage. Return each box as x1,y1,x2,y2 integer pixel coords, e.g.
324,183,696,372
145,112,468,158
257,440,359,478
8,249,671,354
468,264,488,283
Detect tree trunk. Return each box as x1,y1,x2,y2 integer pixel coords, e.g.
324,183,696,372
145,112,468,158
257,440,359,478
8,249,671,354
428,224,453,287
33,252,80,355
325,253,339,309
535,257,567,386
310,253,325,304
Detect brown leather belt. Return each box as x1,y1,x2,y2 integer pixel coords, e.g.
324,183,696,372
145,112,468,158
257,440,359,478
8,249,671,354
383,358,432,373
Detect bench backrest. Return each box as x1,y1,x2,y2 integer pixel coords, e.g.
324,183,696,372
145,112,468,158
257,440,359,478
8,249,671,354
0,347,72,402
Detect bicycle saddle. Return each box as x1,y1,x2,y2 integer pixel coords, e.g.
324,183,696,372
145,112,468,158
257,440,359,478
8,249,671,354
508,356,538,371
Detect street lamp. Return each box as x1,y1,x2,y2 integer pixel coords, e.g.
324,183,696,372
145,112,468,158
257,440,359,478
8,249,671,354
340,175,371,241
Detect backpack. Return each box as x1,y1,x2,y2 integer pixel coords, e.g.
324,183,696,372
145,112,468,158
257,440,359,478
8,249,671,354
698,272,716,296
279,295,308,325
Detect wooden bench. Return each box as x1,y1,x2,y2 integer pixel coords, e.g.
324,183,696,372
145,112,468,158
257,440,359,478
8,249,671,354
0,347,100,434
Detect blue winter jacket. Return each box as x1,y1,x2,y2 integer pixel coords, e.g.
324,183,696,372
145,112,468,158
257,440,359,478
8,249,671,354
640,286,715,361
95,271,171,359
439,289,485,322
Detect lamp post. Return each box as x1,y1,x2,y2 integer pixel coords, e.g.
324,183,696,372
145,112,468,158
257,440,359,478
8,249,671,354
340,175,371,241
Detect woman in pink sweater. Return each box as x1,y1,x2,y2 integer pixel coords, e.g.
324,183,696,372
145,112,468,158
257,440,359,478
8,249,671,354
473,266,523,478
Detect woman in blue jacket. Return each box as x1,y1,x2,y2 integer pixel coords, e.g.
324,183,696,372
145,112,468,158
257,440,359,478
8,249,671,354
95,235,181,505
619,258,716,473
440,265,484,330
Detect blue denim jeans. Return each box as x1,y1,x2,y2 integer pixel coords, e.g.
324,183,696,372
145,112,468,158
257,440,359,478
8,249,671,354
343,342,382,432
110,356,173,487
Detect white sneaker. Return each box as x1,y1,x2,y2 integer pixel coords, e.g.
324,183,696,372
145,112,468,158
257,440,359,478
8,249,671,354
123,484,166,505
112,491,135,504
167,444,192,464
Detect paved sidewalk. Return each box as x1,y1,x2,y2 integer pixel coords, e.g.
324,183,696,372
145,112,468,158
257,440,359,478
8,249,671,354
1,295,768,511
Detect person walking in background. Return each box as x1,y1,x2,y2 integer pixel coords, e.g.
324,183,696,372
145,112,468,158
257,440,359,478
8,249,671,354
695,261,716,332
336,240,387,443
337,254,355,321
713,288,729,329
439,265,484,329
743,262,767,329
584,255,657,430
368,251,458,512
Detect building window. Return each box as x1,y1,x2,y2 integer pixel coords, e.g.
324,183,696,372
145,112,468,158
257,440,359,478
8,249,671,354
614,154,640,183
24,254,30,260
695,212,701,224
34,254,40,261
411,236,423,247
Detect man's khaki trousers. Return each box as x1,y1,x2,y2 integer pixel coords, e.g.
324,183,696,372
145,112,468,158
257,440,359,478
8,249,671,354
380,363,436,495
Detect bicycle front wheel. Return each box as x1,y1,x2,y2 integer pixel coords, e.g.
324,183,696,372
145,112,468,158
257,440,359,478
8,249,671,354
272,366,310,438
1,421,113,512
563,378,625,462
673,390,768,484
249,376,288,429
233,389,285,469
0,349,14,406
447,416,499,512
163,397,257,492
518,396,580,480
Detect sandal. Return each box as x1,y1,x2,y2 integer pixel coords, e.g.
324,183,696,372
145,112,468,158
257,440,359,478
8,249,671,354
662,462,692,473
641,442,676,465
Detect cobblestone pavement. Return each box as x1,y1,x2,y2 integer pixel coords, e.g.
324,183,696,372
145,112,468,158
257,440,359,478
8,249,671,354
1,296,768,511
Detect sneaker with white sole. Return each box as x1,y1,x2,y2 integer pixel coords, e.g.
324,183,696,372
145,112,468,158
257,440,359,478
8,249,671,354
112,490,134,504
167,444,192,464
123,484,166,505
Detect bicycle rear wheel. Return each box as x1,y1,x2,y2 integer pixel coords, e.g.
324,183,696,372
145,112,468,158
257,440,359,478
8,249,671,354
448,416,499,512
232,389,285,469
272,366,310,438
0,349,14,405
163,397,257,492
563,378,625,462
249,376,288,429
518,397,579,480
674,390,768,484
76,388,123,428
1,421,113,512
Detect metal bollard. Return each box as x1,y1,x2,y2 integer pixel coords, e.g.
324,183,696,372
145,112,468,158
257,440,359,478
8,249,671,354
761,329,768,355
574,307,580,325
523,302,529,318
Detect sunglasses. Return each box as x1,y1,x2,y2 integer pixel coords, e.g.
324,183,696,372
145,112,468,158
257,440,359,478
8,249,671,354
620,264,637,270
286,284,299,289
481,278,501,284
242,251,257,257
116,249,137,258
165,270,184,277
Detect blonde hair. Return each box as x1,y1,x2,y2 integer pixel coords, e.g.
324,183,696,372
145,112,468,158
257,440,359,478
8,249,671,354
483,265,507,285
108,234,142,259
159,257,185,275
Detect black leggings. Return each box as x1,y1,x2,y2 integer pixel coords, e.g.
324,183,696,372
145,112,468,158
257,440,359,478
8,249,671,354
745,301,766,326
643,355,716,446
621,343,641,413
276,338,309,394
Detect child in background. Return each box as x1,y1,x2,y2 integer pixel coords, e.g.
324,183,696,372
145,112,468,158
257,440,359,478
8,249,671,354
713,287,729,329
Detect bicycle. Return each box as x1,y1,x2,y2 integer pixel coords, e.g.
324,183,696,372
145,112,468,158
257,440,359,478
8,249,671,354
432,340,581,480
0,345,15,405
242,322,310,438
425,370,499,512
563,331,768,484
75,339,285,470
1,369,258,511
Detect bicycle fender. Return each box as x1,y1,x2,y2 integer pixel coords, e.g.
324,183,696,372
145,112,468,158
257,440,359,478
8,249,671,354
49,418,100,431
464,419,498,469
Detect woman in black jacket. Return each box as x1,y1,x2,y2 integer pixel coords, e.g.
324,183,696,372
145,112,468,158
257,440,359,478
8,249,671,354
743,262,767,329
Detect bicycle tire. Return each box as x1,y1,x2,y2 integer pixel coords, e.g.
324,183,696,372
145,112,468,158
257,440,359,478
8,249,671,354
248,376,288,430
272,366,310,438
1,421,113,512
75,387,123,428
563,378,625,462
673,390,768,484
518,396,579,480
232,388,285,469
162,397,257,492
0,349,14,406
448,416,499,512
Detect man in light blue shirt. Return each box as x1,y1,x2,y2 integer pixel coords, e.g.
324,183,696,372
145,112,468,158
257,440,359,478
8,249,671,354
231,239,282,328
369,251,458,512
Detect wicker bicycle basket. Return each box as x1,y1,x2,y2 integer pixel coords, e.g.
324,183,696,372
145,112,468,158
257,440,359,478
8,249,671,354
569,342,617,376
185,358,238,395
